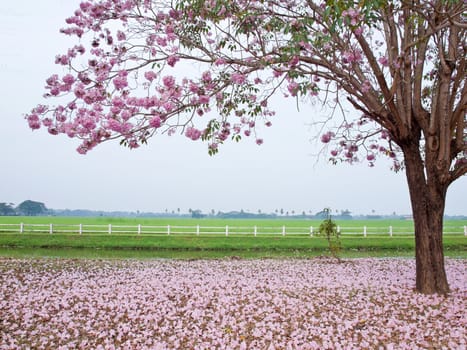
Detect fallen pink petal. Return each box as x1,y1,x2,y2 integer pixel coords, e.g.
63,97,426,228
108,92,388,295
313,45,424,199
0,258,465,349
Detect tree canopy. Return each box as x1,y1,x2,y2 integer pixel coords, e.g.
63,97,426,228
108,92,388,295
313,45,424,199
25,1,466,176
0,203,16,216
25,0,466,293
16,200,48,216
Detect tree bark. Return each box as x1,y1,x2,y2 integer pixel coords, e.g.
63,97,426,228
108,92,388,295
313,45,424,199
403,142,450,294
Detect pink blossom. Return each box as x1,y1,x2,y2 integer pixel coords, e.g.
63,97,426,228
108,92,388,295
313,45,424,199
198,95,210,104
231,73,246,84
287,81,299,96
289,56,299,67
202,71,212,83
42,118,53,127
46,74,59,87
185,126,202,140
353,26,364,36
149,116,162,128
379,56,389,67
156,36,167,47
169,9,181,20
217,5,227,16
342,50,362,64
59,84,72,93
55,55,69,65
62,74,75,85
189,82,200,94
163,101,174,112
76,145,88,154
27,114,41,129
215,58,226,66
79,1,92,11
113,76,128,90
50,87,60,96
320,132,333,143
361,80,372,93
144,71,157,81
167,55,179,67
32,105,48,114
273,70,283,78
116,30,126,41
111,97,125,108
162,75,175,89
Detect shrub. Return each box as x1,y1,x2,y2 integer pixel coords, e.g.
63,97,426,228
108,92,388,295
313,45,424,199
318,208,342,259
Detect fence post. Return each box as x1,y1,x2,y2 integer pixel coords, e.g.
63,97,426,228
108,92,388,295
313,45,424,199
20,223,24,234
108,224,112,234
389,226,393,237
282,226,285,236
79,224,82,235
337,226,341,234
310,226,313,237
196,225,200,236
226,225,229,236
254,226,257,237
49,224,53,234
363,226,367,237
167,225,170,235
464,226,467,237
138,224,141,235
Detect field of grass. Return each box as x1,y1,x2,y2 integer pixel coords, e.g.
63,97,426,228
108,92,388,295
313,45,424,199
0,232,464,259
3,216,465,227
0,216,465,259
1,216,466,233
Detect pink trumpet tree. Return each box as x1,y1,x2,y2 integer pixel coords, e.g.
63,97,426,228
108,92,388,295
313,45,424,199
26,0,466,294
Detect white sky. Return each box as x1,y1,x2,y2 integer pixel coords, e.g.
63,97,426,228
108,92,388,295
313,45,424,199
0,0,465,216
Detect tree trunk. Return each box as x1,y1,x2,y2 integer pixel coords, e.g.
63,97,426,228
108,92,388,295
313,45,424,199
403,143,450,294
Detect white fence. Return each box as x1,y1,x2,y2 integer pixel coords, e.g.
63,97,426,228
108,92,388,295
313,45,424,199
0,223,466,236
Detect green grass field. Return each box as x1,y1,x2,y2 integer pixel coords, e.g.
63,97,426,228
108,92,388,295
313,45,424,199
3,216,464,227
0,217,465,259
1,216,466,232
0,234,465,259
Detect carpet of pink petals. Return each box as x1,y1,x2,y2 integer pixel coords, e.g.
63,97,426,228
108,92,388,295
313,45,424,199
0,258,465,350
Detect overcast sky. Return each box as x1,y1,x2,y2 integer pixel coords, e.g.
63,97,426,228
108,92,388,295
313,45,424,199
0,1,465,216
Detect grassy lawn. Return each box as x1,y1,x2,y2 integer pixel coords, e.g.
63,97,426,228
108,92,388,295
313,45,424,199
1,216,465,234
0,217,464,259
0,233,464,259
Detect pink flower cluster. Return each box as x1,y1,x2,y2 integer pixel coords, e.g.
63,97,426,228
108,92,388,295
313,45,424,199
24,0,464,168
185,126,202,141
0,258,465,349
25,0,276,154
323,116,403,169
342,49,363,65
342,8,364,35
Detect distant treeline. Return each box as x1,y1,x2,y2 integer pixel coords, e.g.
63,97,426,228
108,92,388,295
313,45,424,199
2,201,466,220
0,200,48,217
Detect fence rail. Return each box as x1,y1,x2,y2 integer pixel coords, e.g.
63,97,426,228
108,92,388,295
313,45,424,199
0,223,466,237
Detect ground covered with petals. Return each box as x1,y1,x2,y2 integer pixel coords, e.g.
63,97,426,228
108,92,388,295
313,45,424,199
0,258,465,349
